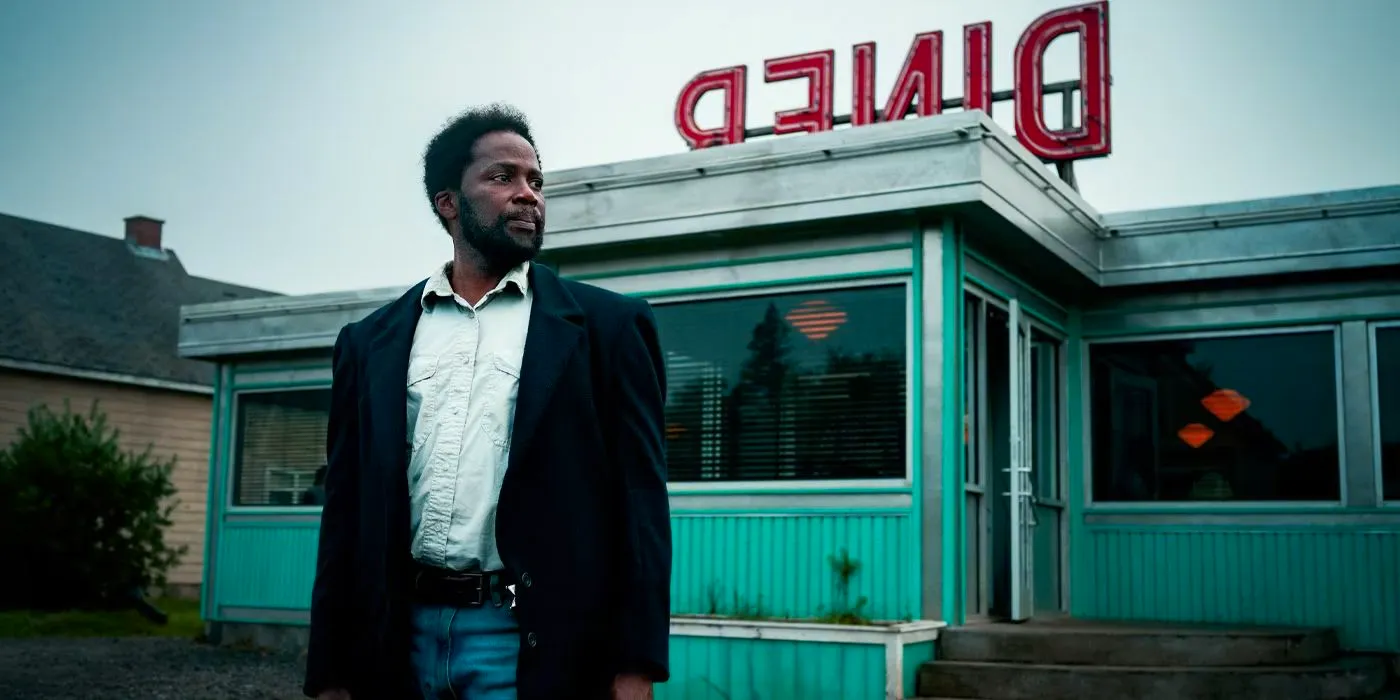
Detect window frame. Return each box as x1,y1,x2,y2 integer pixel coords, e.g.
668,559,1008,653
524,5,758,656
1082,323,1348,509
645,275,915,492
1370,320,1400,507
225,384,334,513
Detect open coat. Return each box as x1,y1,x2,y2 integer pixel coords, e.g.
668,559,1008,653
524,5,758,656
302,264,672,700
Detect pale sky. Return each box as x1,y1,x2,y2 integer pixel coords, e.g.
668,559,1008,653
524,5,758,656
2,0,1397,296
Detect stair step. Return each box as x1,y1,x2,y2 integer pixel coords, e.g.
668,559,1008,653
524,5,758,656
917,655,1389,700
939,622,1339,667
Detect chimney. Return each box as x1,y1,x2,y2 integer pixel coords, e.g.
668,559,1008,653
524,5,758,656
124,215,164,250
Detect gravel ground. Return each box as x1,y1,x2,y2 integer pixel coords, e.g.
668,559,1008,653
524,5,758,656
0,637,306,699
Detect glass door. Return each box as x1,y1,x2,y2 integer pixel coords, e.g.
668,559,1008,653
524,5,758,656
1007,299,1036,621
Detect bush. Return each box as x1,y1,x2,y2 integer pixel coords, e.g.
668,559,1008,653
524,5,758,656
0,400,187,611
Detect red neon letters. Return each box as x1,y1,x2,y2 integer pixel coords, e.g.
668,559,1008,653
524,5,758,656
1014,2,1111,159
674,66,747,149
673,0,1111,161
963,22,992,115
764,50,835,135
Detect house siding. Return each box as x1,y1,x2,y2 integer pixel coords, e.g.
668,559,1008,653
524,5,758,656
0,367,212,593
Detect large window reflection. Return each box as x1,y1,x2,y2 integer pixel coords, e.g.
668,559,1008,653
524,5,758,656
1090,330,1340,502
654,284,907,482
1377,326,1400,502
231,388,332,506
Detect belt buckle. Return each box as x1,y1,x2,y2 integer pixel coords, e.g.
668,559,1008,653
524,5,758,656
443,571,485,606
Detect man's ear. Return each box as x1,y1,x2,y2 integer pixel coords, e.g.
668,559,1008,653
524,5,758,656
432,191,458,222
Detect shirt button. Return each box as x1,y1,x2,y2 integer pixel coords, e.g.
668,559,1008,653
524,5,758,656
526,632,538,648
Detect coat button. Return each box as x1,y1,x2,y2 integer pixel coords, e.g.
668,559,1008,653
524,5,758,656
521,572,533,588
526,632,538,648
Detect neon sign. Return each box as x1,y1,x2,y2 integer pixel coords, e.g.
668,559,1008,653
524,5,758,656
673,1,1111,162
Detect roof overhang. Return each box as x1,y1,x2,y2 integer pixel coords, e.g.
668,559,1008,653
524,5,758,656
540,110,1106,286
176,111,1400,361
1098,185,1400,286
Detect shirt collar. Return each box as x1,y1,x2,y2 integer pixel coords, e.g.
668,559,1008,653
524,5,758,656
420,260,531,309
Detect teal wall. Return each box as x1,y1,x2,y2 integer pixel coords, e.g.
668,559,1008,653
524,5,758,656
1059,266,1399,652
671,513,918,621
214,521,318,617
1072,524,1400,651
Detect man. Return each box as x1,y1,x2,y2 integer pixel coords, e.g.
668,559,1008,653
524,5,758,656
302,103,672,700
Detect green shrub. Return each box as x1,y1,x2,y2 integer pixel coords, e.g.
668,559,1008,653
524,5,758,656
0,400,186,611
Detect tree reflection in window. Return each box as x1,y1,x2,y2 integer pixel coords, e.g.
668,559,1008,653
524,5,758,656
1090,330,1340,502
655,285,907,482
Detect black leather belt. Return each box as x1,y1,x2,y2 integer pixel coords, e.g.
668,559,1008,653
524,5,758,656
410,564,516,608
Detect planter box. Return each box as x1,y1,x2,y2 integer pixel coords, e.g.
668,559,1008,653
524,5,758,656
662,616,945,700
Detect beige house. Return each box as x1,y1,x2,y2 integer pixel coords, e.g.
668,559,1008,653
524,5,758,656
0,212,277,598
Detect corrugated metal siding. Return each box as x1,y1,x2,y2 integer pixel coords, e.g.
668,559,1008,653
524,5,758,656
672,513,916,621
1074,526,1400,652
0,368,212,587
214,522,319,610
658,636,887,700
208,514,917,621
902,640,936,697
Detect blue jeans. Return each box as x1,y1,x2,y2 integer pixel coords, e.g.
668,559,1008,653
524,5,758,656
409,602,520,700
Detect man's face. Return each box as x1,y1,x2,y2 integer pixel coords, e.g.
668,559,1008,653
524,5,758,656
452,130,546,270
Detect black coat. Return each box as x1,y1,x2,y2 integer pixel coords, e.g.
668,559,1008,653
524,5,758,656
302,264,672,700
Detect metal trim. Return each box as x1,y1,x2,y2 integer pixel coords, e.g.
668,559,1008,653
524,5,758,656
1372,320,1400,506
1084,511,1400,527
591,250,913,299
564,241,914,282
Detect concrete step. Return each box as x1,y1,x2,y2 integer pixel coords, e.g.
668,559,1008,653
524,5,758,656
916,655,1389,700
939,622,1340,667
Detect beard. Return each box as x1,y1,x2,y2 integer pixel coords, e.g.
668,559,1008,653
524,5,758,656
456,193,544,274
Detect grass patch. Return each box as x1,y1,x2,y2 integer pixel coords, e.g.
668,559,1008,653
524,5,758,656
0,598,203,639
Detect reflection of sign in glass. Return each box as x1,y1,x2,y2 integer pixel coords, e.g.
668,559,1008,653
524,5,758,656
1177,388,1252,448
785,299,847,341
1178,423,1214,449
1202,389,1251,423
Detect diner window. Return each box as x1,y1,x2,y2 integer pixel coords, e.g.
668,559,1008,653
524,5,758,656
654,284,907,482
1089,330,1340,502
231,388,332,506
1377,326,1400,502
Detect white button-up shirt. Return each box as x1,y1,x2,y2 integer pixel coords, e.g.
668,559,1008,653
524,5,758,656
405,261,533,572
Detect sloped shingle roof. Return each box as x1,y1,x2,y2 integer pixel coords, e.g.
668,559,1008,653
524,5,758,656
0,212,280,387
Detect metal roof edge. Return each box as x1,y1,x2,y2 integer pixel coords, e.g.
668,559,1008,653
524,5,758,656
542,111,991,195
1100,184,1400,237
179,283,412,321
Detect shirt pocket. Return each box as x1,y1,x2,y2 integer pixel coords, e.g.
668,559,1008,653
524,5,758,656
406,353,440,449
480,355,522,450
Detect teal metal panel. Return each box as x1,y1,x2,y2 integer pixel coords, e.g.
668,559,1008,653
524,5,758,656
209,513,916,622
941,219,966,624
671,514,917,622
201,364,230,621
658,635,888,700
1073,526,1400,652
213,522,320,613
902,640,936,697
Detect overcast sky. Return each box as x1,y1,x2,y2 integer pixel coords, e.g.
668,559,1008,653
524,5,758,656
2,0,1397,296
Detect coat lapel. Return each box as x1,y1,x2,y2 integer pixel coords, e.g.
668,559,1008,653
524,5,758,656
509,264,585,471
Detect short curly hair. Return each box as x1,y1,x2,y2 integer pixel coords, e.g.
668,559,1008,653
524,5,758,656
422,103,540,231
